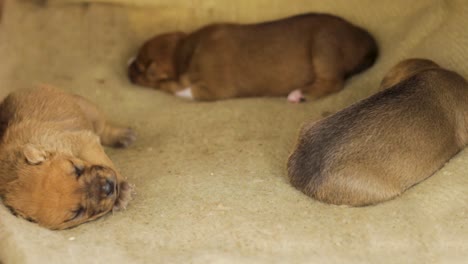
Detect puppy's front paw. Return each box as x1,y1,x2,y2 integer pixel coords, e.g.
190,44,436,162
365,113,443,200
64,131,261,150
114,181,134,211
114,128,137,148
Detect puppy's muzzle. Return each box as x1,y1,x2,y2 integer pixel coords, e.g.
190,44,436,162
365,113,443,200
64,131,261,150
88,165,119,200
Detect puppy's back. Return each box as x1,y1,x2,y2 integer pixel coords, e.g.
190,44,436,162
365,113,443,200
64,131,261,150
0,86,93,146
0,86,84,123
178,13,378,97
288,68,468,206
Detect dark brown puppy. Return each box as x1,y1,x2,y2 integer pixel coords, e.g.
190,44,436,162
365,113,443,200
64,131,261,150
0,85,136,229
128,13,378,103
287,59,468,206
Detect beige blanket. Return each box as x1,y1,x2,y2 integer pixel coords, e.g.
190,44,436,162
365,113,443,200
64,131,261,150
0,0,467,263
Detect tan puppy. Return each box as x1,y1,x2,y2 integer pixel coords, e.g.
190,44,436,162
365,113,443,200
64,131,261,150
287,59,468,206
128,13,378,103
0,85,136,229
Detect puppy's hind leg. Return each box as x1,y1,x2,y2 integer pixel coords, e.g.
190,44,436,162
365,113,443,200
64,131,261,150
287,89,306,103
291,77,344,103
303,39,346,101
72,95,136,148
303,56,345,100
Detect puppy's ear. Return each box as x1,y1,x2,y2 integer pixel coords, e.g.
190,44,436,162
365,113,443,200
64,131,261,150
23,144,47,165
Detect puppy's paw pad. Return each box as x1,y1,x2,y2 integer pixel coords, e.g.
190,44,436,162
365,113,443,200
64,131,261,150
287,89,305,103
114,128,137,148
114,181,134,211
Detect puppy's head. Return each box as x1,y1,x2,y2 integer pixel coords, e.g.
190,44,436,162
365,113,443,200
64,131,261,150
128,32,185,91
380,58,440,89
3,144,127,230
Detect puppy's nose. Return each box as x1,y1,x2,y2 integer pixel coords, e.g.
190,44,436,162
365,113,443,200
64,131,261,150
102,179,115,196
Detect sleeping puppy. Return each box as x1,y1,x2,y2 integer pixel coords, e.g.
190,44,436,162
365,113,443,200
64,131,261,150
0,85,136,229
287,59,468,206
128,13,378,103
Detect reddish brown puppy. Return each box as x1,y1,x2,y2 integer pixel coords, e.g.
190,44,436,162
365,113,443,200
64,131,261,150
0,85,136,229
288,59,468,206
128,13,378,103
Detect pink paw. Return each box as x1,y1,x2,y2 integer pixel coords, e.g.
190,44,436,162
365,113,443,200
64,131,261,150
287,89,305,103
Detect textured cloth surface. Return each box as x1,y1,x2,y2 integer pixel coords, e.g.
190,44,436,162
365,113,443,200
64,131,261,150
0,0,467,263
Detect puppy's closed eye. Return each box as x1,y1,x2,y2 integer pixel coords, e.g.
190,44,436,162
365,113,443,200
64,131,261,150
70,161,84,178
74,165,84,178
136,62,146,73
68,206,85,222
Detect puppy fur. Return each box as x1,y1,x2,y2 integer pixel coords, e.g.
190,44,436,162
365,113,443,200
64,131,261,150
0,85,136,229
128,13,378,102
0,0,3,22
380,58,440,90
287,59,468,206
